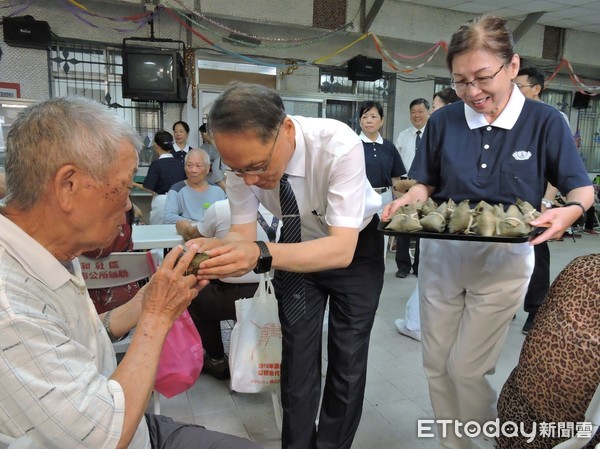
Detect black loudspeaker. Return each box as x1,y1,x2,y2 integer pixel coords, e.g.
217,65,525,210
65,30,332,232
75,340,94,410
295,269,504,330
572,91,590,110
347,55,382,81
3,16,51,49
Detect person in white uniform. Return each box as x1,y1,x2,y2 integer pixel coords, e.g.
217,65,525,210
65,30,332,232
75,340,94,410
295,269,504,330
393,98,430,278
189,84,385,449
394,87,460,342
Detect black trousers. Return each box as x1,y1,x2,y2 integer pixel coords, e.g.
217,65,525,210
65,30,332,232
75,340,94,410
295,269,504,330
275,216,385,449
145,414,261,449
187,280,259,358
395,235,420,273
585,206,598,230
523,242,550,315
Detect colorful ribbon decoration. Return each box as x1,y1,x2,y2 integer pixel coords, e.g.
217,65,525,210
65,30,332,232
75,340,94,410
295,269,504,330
1,0,598,89
546,59,599,95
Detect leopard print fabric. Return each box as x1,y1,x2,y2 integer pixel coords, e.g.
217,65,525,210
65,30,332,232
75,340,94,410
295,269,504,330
497,253,600,448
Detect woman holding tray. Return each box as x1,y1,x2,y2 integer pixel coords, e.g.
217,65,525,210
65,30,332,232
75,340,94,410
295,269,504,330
382,14,594,449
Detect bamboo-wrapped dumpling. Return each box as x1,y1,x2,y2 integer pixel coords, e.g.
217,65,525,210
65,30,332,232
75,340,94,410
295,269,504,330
447,200,474,234
386,203,423,232
420,203,448,233
471,209,497,236
498,205,531,236
516,198,541,224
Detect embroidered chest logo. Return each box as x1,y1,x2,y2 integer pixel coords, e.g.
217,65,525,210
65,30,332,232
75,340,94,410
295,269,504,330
512,150,532,161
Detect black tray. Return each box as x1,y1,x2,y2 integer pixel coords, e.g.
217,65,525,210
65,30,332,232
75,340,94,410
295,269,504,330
378,221,541,243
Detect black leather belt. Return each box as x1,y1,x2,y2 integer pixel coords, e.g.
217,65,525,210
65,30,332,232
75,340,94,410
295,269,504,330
373,187,388,193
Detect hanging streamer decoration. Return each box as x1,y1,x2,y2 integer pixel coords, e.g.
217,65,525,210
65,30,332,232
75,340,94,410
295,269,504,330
2,0,598,87
165,0,356,48
312,31,446,75
371,34,447,73
546,59,600,95
58,0,158,32
162,7,292,69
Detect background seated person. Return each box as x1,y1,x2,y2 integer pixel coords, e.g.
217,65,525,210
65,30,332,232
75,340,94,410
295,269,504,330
199,123,226,192
497,254,600,448
164,148,226,224
0,96,261,449
176,200,280,380
142,130,187,225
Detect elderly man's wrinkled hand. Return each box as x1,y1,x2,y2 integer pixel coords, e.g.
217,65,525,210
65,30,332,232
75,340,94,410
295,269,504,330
141,244,208,322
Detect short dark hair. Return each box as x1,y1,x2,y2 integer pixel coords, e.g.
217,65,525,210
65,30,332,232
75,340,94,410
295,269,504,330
172,120,190,134
199,123,207,133
517,66,545,91
410,98,430,110
208,83,286,143
433,87,460,105
359,101,384,118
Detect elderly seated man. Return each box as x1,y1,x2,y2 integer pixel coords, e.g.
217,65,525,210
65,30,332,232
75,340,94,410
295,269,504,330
0,96,261,449
163,148,226,224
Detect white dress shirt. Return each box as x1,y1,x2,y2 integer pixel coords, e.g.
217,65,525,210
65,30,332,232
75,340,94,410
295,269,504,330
394,125,426,173
226,115,381,242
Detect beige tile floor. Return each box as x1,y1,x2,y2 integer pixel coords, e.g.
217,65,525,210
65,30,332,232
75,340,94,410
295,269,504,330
156,232,600,449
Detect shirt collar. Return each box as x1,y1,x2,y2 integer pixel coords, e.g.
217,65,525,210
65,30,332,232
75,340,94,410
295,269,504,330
0,213,73,290
158,153,174,159
285,116,306,178
173,143,188,153
412,125,426,135
464,84,525,130
359,131,383,144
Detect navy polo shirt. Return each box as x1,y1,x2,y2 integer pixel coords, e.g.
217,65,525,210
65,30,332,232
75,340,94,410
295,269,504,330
410,91,591,208
143,156,186,194
361,135,406,188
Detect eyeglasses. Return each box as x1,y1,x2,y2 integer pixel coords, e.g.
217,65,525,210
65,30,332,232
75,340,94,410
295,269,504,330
220,122,283,176
515,83,535,89
451,64,505,91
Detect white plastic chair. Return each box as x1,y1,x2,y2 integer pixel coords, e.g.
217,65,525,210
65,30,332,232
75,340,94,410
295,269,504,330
0,433,34,449
79,251,161,414
552,382,600,449
78,251,156,290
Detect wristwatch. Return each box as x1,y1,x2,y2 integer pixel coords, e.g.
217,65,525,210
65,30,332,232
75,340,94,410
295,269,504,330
253,241,272,274
541,198,554,209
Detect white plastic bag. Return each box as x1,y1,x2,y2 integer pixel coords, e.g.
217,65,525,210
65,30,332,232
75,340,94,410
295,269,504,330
229,273,282,393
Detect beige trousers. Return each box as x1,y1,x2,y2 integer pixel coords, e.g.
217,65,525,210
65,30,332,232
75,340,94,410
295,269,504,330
418,239,534,449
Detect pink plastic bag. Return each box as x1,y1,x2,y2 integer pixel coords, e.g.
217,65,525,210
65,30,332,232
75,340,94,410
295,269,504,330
154,310,203,398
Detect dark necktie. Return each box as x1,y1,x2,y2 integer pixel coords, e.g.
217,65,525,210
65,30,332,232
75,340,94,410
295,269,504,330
274,174,305,325
415,130,422,150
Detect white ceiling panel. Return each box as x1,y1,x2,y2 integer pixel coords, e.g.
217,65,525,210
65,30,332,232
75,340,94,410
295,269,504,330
392,0,600,34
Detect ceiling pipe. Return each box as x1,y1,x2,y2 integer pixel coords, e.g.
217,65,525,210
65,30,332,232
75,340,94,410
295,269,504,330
513,12,546,43
360,0,386,33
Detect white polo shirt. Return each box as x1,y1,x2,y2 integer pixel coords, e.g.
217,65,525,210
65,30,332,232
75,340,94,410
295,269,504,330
226,115,381,241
